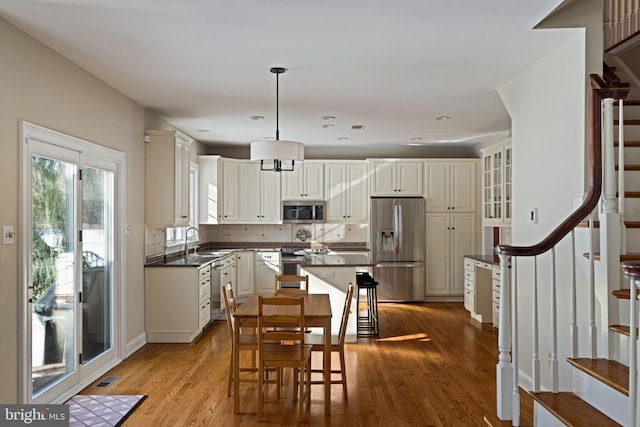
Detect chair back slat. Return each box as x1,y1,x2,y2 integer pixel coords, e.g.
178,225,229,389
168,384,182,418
275,274,309,295
338,283,355,345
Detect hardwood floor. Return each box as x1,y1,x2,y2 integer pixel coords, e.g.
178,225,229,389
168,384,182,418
80,302,528,426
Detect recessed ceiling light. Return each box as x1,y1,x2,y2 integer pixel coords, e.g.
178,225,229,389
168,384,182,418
322,116,336,120
436,116,451,120
249,115,265,120
351,124,365,130
337,137,349,141
411,137,422,141
408,143,422,146
322,124,334,128
196,129,211,133
264,136,275,140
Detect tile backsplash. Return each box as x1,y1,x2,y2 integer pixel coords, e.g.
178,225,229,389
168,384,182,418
146,223,369,257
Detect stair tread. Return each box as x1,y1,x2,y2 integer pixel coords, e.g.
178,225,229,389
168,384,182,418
616,191,640,197
610,324,638,338
612,289,640,299
614,140,640,147
583,253,640,261
577,221,640,228
615,165,640,170
526,391,621,426
614,119,640,125
566,358,629,396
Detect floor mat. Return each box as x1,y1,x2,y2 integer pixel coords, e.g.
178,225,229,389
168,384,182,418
66,394,147,426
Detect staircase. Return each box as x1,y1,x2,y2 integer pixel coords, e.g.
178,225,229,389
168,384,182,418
485,31,640,427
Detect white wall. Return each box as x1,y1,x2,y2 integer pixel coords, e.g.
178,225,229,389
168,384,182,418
0,18,146,402
498,31,587,390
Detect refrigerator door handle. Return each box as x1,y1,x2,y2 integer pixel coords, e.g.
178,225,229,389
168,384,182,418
396,205,402,255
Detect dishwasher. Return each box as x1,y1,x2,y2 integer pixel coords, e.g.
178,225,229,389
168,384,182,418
210,259,223,320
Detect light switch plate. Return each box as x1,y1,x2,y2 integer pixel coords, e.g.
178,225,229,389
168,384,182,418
3,225,15,244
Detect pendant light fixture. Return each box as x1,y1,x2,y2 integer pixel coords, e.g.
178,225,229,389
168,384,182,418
250,67,304,172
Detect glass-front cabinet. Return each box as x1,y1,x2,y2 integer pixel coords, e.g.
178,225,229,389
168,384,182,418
481,140,511,226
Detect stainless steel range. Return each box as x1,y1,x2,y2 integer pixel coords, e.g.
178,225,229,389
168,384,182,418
279,248,307,276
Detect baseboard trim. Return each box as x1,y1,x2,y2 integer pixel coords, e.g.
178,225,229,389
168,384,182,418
125,332,147,358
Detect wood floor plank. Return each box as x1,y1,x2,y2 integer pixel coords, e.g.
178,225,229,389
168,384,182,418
79,302,531,426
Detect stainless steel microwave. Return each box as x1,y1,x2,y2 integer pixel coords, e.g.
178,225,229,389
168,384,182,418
282,201,325,224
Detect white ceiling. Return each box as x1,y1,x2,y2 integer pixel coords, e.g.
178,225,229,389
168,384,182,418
0,0,577,152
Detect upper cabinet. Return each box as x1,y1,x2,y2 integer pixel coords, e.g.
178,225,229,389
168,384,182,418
238,162,281,223
324,161,369,223
281,162,324,200
369,160,423,196
481,141,512,225
145,130,193,227
424,160,477,213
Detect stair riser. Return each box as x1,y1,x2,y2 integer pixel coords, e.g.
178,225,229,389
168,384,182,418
533,404,567,427
609,328,630,367
572,367,628,425
623,227,640,252
617,170,640,192
616,146,640,165
621,198,640,217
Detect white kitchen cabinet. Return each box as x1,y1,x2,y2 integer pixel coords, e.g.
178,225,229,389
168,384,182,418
145,263,211,343
219,253,237,300
238,162,281,223
198,155,222,224
463,258,493,323
481,141,512,225
492,264,501,328
325,161,369,223
255,251,280,294
369,160,423,196
282,161,324,200
145,130,193,227
424,160,477,213
425,212,475,299
235,251,255,296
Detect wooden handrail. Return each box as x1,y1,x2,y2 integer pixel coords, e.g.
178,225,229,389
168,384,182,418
497,74,628,258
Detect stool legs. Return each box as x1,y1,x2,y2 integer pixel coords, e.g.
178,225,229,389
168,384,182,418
357,283,379,337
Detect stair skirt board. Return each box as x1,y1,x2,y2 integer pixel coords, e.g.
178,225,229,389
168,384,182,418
571,366,628,426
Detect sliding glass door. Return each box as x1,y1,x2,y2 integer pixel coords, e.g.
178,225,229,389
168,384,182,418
23,122,123,404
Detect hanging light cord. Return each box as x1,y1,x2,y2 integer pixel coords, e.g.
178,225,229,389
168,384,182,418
275,69,280,141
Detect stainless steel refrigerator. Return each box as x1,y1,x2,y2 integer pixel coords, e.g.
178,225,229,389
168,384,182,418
370,197,425,302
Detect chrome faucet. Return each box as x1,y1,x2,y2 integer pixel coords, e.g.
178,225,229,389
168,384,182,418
184,226,200,256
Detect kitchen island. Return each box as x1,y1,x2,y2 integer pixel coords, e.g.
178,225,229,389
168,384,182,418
301,253,375,342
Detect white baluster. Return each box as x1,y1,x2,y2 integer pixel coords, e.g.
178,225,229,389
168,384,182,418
496,252,513,421
589,209,598,358
570,231,578,359
551,248,559,393
619,98,626,254
630,274,638,427
511,258,520,426
602,98,617,215
532,256,540,392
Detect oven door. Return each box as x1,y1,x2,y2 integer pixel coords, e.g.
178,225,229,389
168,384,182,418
280,258,302,276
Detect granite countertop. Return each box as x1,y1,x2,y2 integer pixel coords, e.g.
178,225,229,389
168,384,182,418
464,254,500,265
301,253,375,267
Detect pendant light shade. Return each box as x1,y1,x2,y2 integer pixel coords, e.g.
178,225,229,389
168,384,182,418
250,67,304,172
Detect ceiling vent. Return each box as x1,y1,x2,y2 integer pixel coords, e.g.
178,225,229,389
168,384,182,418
351,124,365,130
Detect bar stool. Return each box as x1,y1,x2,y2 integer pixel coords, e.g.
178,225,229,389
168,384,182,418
356,273,379,337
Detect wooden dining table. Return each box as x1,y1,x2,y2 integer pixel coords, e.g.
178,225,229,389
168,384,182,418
233,293,332,416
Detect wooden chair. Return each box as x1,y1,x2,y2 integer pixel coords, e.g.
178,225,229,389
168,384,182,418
257,295,312,422
222,282,259,397
306,283,355,400
274,274,309,295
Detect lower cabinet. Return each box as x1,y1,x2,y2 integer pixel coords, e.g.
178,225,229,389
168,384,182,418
235,251,254,296
219,254,237,307
492,265,501,328
145,264,211,343
464,259,493,323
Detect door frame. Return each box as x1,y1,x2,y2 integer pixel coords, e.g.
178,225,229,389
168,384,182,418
19,121,126,403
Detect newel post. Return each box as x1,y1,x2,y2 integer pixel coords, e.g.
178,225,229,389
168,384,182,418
496,252,513,420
